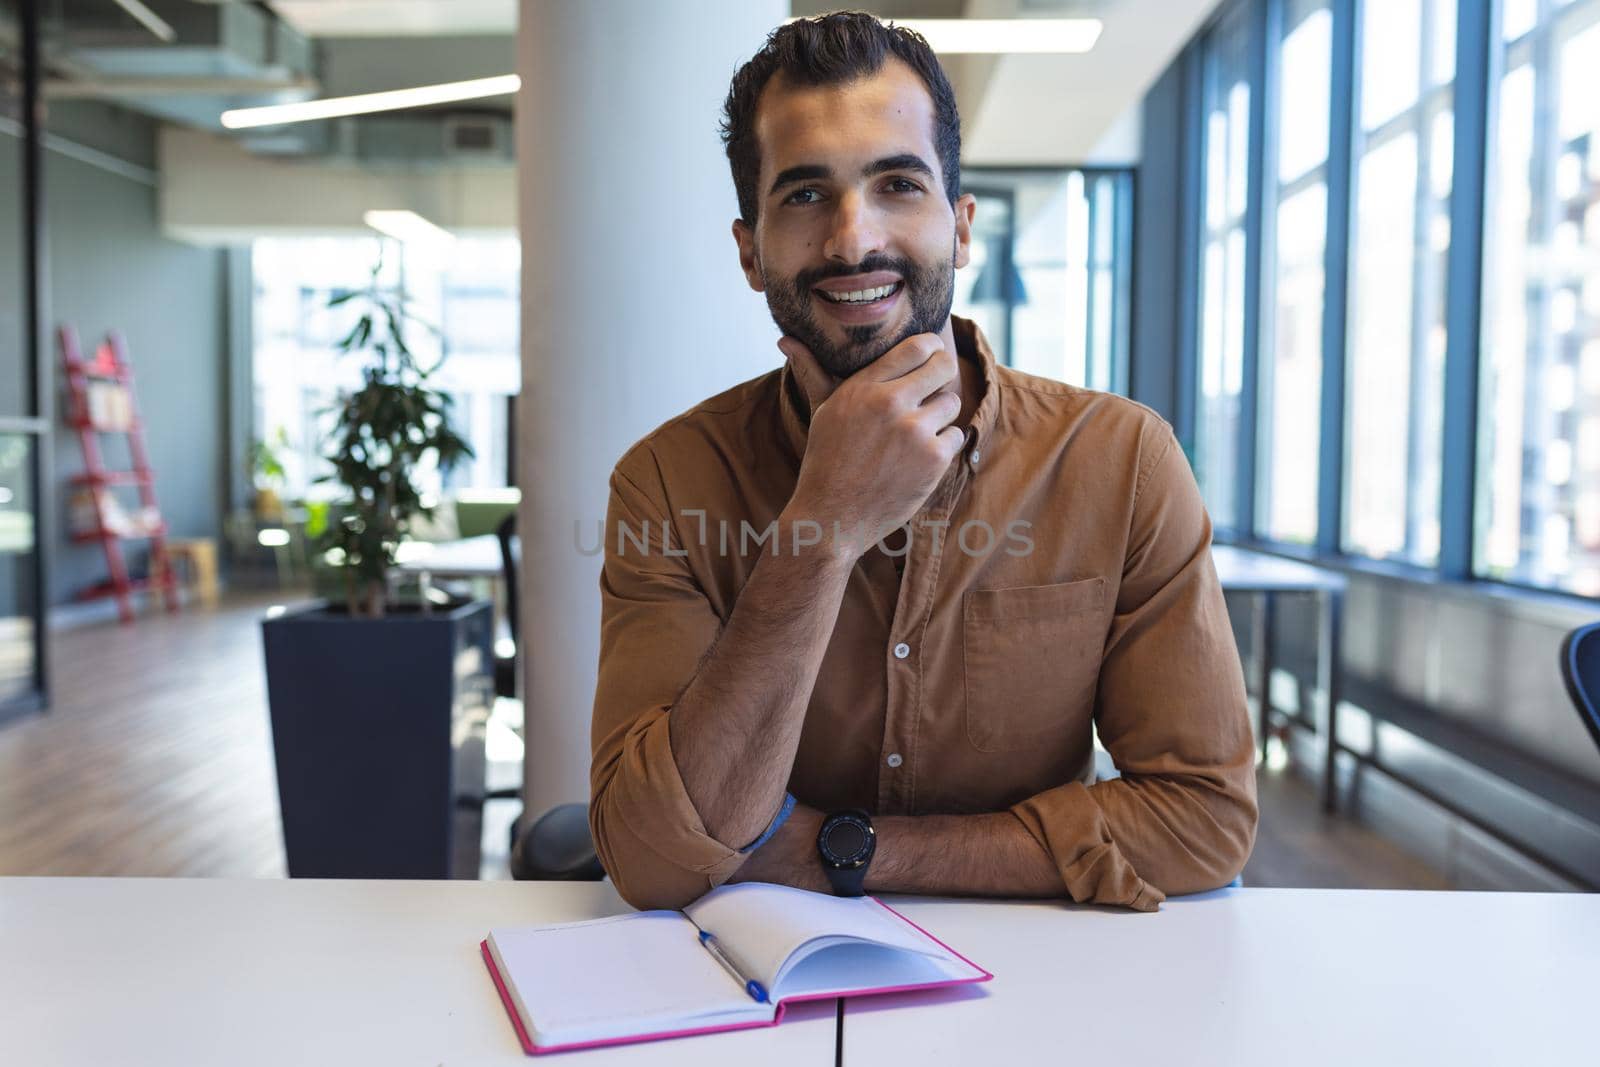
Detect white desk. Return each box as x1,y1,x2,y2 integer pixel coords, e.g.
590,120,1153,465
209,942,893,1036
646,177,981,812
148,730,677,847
0,878,836,1066
843,888,1600,1066
395,534,505,579
1212,545,1349,811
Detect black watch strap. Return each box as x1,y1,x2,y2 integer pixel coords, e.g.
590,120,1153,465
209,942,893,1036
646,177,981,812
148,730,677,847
824,859,869,897
817,809,875,897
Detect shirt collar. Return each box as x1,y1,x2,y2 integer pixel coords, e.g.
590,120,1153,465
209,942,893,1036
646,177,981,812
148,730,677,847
778,315,1003,464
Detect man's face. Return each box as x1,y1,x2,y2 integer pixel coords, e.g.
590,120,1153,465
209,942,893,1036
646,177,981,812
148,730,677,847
733,59,976,379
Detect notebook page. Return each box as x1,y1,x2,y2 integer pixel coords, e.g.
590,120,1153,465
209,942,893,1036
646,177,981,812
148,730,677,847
775,939,973,999
487,911,770,1047
683,883,955,992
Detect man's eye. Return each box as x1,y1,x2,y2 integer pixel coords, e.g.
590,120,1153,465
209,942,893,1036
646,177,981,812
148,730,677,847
785,188,821,205
887,178,922,194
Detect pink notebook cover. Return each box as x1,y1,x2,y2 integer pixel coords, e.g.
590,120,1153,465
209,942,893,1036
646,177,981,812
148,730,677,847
480,897,992,1056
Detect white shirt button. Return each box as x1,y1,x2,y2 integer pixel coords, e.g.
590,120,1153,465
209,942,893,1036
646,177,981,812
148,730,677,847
886,753,903,768
893,642,910,660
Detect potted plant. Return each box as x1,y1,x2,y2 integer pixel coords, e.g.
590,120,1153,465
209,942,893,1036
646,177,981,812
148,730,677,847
261,252,493,879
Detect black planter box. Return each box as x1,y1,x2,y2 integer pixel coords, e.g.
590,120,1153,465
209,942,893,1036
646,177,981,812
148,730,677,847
262,598,494,878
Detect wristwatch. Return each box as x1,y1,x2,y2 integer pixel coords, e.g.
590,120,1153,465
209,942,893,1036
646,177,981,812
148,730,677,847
816,809,876,897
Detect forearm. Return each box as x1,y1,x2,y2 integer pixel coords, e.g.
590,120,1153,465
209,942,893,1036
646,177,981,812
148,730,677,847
730,803,1063,899
667,513,854,849
866,812,1062,897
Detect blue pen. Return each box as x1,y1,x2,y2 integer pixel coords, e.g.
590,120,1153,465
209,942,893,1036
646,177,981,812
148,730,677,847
698,929,768,1003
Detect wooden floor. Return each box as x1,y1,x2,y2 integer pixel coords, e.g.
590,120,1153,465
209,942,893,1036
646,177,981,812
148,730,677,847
0,593,288,877
1,591,1450,889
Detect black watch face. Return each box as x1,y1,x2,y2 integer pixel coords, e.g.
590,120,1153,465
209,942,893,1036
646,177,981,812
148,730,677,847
819,814,874,868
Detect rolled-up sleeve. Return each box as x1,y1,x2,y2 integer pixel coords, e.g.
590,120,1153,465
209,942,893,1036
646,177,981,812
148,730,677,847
588,457,744,910
1010,425,1258,910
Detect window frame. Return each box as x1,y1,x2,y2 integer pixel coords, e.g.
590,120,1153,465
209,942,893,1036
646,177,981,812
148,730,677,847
1189,0,1265,537
1470,0,1600,594
1339,0,1458,566
1256,0,1337,548
1171,0,1600,605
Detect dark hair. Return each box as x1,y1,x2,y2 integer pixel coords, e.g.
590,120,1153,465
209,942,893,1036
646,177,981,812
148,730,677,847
720,11,962,226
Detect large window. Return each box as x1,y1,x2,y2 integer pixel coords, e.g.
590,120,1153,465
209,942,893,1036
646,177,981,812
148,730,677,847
1343,0,1456,565
1257,0,1332,545
252,235,520,504
1476,0,1600,596
1196,4,1255,527
1169,0,1600,600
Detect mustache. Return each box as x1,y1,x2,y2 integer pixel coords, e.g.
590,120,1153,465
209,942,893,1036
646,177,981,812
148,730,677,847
793,254,918,291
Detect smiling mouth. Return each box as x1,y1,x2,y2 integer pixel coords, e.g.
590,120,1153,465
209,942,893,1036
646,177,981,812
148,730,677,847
815,281,904,305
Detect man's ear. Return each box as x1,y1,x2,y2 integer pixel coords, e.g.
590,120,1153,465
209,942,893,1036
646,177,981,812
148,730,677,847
732,219,765,293
952,193,977,270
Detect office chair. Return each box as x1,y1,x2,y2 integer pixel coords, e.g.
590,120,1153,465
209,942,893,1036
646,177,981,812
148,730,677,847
1559,622,1600,755
489,511,604,881
470,513,520,824
494,511,519,700
511,802,605,881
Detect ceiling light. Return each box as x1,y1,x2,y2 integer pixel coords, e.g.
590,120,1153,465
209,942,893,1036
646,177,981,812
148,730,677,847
111,0,177,43
364,210,456,247
786,17,1102,54
221,74,520,129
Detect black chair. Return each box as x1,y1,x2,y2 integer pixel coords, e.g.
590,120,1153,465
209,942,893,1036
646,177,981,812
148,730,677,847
494,511,520,700
1559,622,1600,754
489,511,604,881
475,513,520,820
512,802,605,881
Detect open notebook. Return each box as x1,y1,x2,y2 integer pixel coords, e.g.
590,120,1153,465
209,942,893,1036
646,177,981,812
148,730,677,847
480,882,991,1054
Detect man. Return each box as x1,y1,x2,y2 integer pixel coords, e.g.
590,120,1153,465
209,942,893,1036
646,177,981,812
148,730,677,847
588,12,1256,912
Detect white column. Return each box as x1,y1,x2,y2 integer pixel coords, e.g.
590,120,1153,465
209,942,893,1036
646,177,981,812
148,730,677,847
516,0,786,817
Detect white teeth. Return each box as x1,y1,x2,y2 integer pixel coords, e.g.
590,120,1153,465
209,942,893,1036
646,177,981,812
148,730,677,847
821,283,897,304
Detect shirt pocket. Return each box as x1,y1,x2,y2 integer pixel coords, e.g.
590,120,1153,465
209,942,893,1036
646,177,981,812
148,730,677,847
962,578,1107,754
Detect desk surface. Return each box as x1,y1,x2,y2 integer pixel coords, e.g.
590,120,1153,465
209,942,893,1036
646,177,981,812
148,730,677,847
9,880,1591,1066
0,878,835,1067
845,888,1600,1066
1212,544,1347,593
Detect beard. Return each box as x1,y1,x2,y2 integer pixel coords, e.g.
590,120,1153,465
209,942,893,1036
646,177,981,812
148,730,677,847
761,247,956,379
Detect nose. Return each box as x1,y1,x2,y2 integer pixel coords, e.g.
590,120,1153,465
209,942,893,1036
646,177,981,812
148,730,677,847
822,190,886,265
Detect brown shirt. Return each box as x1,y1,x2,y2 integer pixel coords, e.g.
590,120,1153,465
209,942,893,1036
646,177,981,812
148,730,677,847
589,317,1257,912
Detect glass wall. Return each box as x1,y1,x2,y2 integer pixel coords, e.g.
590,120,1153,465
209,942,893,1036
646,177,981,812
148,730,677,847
953,168,1132,391
0,435,37,707
1257,0,1332,545
252,234,520,504
1476,0,1600,595
1343,0,1456,565
1,3,24,416
0,0,44,715
1196,3,1254,528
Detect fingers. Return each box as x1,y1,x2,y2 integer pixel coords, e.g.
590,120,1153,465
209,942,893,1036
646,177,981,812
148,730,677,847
859,333,945,383
932,424,966,463
777,336,837,409
913,387,962,434
894,345,960,405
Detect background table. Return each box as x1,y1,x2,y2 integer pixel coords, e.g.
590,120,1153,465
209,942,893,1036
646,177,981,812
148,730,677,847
845,888,1600,1066
0,878,837,1066
395,534,505,580
1213,545,1349,811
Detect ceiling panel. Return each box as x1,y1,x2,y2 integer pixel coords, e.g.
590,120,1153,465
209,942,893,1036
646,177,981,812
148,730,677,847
268,0,515,38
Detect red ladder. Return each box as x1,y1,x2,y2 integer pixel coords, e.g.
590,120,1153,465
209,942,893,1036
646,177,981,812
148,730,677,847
59,325,178,623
